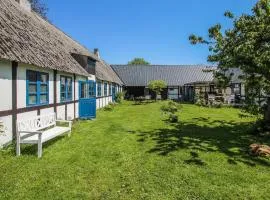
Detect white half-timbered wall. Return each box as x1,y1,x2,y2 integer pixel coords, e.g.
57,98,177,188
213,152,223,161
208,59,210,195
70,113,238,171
0,60,94,146
0,59,123,147
96,80,123,109
0,60,12,146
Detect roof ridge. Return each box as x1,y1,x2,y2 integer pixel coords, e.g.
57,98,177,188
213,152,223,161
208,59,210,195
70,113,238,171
112,64,216,67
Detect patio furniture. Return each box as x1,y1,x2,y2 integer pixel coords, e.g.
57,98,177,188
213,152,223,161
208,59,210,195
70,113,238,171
16,113,72,158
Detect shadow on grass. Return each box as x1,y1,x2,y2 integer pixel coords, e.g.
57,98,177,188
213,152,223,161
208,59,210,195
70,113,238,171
184,151,206,166
136,117,270,167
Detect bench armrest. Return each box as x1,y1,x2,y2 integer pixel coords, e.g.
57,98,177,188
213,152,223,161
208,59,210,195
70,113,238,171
56,120,73,128
18,131,42,140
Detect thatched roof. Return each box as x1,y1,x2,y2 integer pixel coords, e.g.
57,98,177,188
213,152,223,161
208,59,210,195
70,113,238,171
96,59,123,85
0,0,99,76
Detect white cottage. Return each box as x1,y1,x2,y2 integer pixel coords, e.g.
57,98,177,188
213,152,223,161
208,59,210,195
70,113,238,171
0,0,123,146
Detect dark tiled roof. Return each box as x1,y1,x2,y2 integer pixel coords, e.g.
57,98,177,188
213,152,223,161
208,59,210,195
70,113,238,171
0,0,98,76
112,65,215,86
96,59,123,85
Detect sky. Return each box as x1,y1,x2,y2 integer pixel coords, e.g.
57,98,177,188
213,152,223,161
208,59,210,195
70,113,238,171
46,0,257,65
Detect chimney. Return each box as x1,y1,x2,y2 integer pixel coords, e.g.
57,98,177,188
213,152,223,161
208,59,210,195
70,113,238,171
15,0,32,12
94,48,100,59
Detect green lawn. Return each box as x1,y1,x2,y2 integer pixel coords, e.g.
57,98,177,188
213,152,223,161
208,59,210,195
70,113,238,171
1,101,270,200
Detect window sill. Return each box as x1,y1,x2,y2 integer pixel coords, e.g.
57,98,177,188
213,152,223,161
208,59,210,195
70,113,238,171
27,103,49,108
60,100,73,103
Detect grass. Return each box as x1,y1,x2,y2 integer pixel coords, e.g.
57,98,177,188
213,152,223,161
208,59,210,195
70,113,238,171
1,101,270,200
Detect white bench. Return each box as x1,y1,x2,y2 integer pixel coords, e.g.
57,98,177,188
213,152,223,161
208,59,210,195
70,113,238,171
16,113,72,158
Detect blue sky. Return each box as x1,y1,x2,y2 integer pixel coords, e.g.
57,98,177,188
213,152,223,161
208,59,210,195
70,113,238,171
46,0,257,65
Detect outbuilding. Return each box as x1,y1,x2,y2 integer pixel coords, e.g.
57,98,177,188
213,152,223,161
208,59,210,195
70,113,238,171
112,65,215,101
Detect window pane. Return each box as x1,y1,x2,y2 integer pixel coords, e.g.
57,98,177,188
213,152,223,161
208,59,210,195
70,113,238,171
29,95,37,104
89,82,95,96
60,77,66,85
67,78,72,85
61,93,66,101
61,77,66,91
27,71,37,82
61,84,65,93
80,83,88,98
81,89,85,98
97,82,101,97
68,92,72,100
40,94,48,104
40,74,48,83
87,59,95,68
60,77,66,97
104,83,107,96
29,84,37,93
40,85,47,93
109,84,112,95
67,78,72,93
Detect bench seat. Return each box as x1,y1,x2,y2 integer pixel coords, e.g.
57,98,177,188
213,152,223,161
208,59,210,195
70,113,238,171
20,126,71,144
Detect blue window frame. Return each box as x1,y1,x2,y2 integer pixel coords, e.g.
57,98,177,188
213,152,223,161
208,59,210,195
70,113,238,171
97,82,102,97
109,84,112,95
104,82,108,96
26,70,49,106
60,76,72,102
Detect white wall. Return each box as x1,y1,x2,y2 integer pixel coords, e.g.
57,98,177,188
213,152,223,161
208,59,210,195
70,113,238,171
0,115,12,147
0,60,12,111
0,60,12,146
96,82,122,110
96,96,113,109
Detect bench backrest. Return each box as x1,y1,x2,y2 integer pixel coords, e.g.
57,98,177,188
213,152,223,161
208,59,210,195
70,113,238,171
17,113,56,132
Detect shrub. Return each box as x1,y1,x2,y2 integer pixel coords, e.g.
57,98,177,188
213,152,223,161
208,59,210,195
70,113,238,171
212,101,223,108
195,93,223,108
161,101,178,114
161,101,181,123
169,114,178,123
103,102,116,111
194,93,206,107
115,92,125,103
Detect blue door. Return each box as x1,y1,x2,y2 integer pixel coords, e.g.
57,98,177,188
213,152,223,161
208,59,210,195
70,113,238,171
79,81,96,119
112,84,116,102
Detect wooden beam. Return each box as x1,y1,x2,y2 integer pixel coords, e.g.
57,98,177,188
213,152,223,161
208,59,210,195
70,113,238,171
0,100,79,117
65,104,67,120
73,74,76,119
12,61,18,139
53,70,57,118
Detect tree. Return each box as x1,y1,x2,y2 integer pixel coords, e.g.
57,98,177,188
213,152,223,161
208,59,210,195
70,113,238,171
29,0,48,20
148,80,167,101
189,0,270,121
128,58,150,65
214,71,233,95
